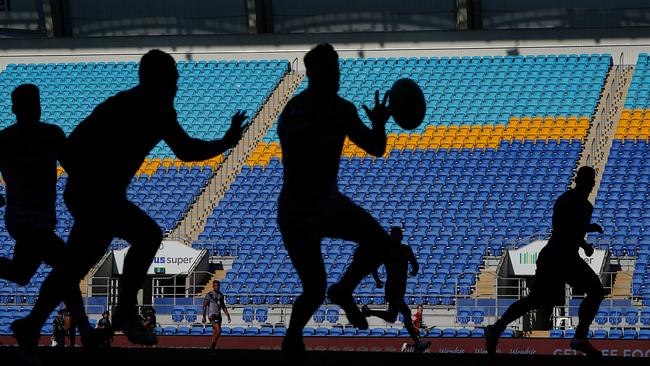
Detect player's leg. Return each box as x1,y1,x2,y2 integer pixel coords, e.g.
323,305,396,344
278,210,326,353
211,320,222,349
363,302,399,323
111,201,163,345
324,195,389,327
397,301,419,342
115,202,163,310
567,259,605,356
14,218,110,348
486,269,550,355
0,223,50,285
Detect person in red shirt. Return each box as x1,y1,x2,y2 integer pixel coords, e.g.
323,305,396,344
412,304,425,333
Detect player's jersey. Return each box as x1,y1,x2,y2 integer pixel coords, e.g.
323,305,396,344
0,122,65,226
205,290,224,315
278,89,360,210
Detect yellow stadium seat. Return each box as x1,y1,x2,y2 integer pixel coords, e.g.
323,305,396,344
640,126,650,135
520,117,531,128
616,126,628,135
629,119,642,128
509,117,520,128
613,133,625,140
424,126,436,137
620,109,632,120
579,116,590,126
493,125,505,134
162,158,173,167
632,109,644,119
488,136,502,146
525,129,539,140
502,128,514,140
394,141,406,150
575,127,587,136
468,126,482,138
405,142,417,150
541,121,553,130
628,126,640,135
475,140,487,149
638,133,650,142
441,136,454,145
416,141,428,150
476,135,489,145
408,135,420,144
440,141,452,150
532,117,543,128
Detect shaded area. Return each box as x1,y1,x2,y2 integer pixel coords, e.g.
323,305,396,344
0,346,647,366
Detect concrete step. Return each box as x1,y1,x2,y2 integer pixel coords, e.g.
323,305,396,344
610,271,633,299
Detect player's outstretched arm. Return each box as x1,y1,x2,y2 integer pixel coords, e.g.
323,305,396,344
407,247,419,276
0,193,4,208
372,268,384,288
221,297,231,323
202,298,209,324
165,111,248,162
348,90,389,157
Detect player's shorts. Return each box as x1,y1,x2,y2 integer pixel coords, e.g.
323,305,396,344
209,314,222,325
529,246,601,307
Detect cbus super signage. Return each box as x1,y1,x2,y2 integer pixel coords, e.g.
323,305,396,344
113,240,202,275
508,240,607,276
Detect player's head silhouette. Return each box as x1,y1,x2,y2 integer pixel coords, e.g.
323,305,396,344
304,43,340,96
575,166,596,194
139,49,179,100
389,226,403,245
11,84,40,124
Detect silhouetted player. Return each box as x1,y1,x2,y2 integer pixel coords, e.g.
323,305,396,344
486,166,605,356
361,227,431,353
277,43,392,354
13,50,247,349
0,84,66,285
202,280,231,350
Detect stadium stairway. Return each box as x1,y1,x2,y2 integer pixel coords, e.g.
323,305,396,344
610,270,634,300
168,71,304,245
575,62,635,203
473,256,500,298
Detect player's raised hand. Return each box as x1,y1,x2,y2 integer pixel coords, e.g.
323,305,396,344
223,110,249,147
362,90,390,126
584,244,595,257
589,223,604,234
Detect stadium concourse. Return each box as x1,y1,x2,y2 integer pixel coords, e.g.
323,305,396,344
1,48,650,362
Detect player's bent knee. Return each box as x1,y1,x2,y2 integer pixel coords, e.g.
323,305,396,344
12,273,32,286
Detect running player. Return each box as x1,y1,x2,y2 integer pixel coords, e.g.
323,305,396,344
362,227,431,353
0,84,66,286
485,166,605,356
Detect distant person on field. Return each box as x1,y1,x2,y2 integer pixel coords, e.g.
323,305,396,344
362,227,430,353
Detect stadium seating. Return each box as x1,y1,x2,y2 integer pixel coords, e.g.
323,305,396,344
197,54,610,308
